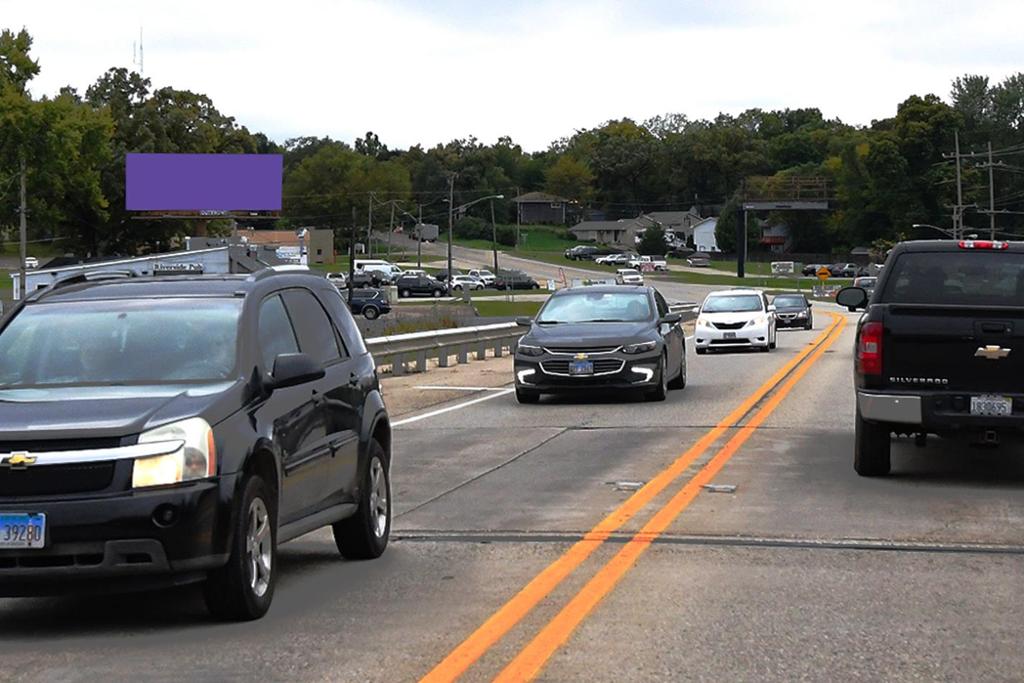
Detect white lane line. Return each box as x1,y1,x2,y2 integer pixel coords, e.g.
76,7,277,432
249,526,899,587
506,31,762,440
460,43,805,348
393,388,515,427
414,385,509,392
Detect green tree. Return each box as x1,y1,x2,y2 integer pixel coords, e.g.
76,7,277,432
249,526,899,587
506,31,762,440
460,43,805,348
637,222,666,255
544,155,593,202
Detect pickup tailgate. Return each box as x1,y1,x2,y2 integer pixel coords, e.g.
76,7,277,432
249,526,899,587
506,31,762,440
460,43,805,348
884,305,1024,393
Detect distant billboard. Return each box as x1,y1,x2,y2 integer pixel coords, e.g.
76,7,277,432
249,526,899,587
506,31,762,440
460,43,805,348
126,153,283,212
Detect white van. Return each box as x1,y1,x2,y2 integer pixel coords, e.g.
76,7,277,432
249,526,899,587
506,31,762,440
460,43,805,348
354,260,404,283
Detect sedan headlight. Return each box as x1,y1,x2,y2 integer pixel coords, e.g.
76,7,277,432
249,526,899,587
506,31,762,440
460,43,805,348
795,310,808,318
622,340,658,354
132,417,217,489
517,342,544,357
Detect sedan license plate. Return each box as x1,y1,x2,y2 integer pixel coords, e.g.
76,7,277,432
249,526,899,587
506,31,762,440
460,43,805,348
723,332,737,339
570,360,594,376
971,395,1013,417
0,513,46,549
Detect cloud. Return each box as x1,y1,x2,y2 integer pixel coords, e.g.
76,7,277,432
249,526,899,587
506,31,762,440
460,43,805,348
5,0,1024,151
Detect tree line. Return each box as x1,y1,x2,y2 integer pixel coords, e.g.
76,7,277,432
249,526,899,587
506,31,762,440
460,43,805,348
3,27,1024,259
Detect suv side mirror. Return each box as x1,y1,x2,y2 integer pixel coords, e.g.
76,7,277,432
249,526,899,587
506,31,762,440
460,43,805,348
660,312,683,325
515,316,533,327
267,353,325,390
836,287,869,311
767,304,777,313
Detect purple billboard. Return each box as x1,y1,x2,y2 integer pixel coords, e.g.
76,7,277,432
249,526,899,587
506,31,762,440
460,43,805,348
125,153,283,211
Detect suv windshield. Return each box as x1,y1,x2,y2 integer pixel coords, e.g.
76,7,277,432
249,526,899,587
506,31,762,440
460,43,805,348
702,295,764,313
537,291,652,323
882,252,1024,306
0,298,242,387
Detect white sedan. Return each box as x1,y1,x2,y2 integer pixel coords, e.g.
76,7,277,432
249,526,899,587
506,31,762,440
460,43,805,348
694,289,777,354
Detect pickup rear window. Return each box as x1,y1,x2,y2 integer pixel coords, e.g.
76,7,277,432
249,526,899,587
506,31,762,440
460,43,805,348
882,252,1024,306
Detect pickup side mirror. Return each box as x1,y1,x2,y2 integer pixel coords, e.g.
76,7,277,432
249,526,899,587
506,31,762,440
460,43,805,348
267,353,325,391
515,316,533,327
660,312,683,325
836,286,869,312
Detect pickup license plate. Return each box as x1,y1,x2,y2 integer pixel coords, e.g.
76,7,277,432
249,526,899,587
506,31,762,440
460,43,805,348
570,360,594,376
0,513,46,549
723,332,737,339
971,395,1013,417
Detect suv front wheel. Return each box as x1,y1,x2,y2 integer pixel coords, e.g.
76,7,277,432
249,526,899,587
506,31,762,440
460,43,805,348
333,440,391,559
204,475,277,621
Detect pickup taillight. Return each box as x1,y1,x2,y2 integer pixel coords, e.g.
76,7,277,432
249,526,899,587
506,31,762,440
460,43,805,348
857,322,883,375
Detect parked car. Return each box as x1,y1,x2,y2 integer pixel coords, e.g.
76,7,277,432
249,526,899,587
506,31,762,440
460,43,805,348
348,288,391,319
24,256,39,270
628,255,668,271
595,253,633,266
829,263,861,278
450,274,485,291
694,289,777,354
772,293,814,330
396,273,448,298
616,268,644,285
433,268,462,283
0,268,393,619
513,285,686,403
494,271,541,290
836,239,1024,476
565,245,599,261
467,269,496,286
802,263,827,277
351,271,386,289
326,271,347,288
686,254,711,268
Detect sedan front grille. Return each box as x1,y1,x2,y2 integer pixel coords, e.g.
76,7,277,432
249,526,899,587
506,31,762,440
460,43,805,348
0,461,115,497
541,359,625,376
543,346,620,355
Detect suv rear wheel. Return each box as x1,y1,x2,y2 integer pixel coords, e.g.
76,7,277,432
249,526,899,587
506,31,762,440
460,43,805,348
854,411,892,476
333,440,391,559
363,306,380,320
204,475,276,621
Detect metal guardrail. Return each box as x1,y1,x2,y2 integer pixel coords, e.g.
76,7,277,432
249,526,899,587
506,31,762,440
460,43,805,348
366,303,698,376
366,323,521,375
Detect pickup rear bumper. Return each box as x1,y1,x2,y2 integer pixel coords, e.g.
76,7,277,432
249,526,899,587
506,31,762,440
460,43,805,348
858,390,1024,434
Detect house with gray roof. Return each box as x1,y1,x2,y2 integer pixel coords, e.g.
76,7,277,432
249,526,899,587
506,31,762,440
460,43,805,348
513,192,572,225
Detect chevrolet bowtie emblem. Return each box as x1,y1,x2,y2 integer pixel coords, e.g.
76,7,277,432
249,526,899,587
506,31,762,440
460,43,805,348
1,453,36,469
975,345,1011,360
575,353,588,360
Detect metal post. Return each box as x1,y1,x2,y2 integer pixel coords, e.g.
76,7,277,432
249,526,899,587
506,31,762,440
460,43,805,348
367,197,373,258
348,207,356,304
515,186,521,246
417,204,423,268
954,130,963,240
18,156,27,299
388,201,396,260
988,141,996,240
490,199,499,274
447,173,455,285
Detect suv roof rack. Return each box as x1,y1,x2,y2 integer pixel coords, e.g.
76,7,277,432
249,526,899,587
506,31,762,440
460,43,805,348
247,265,311,282
27,270,138,302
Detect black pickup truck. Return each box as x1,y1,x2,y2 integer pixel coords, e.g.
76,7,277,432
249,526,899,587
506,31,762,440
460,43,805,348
837,239,1024,476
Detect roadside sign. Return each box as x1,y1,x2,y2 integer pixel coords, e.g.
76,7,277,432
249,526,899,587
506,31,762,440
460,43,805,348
816,266,831,281
771,261,795,276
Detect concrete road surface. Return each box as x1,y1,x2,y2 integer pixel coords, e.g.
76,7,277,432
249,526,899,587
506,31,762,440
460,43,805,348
3,309,1023,682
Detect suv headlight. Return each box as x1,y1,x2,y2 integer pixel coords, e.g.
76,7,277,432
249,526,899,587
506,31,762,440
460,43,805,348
622,340,657,354
132,417,217,489
746,316,767,327
518,342,544,357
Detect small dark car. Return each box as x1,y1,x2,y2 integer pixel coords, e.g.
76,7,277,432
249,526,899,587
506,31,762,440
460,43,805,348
0,269,393,620
396,274,447,298
348,288,391,319
565,245,598,260
351,271,385,289
495,271,541,290
513,286,686,403
772,293,813,330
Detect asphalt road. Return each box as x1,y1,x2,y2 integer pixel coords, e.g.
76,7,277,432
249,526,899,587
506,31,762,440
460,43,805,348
3,310,1024,682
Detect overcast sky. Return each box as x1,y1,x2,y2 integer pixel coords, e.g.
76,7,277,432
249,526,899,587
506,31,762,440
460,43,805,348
4,0,1023,151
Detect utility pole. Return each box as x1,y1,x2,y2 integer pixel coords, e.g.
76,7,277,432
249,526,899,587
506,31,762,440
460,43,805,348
367,196,373,258
490,198,499,274
417,203,423,269
387,201,396,260
515,186,521,247
348,206,356,304
988,140,996,239
18,156,27,299
954,130,963,240
447,173,455,284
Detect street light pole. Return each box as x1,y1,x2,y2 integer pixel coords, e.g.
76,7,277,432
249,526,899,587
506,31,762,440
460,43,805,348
490,198,499,274
447,173,455,284
417,203,423,269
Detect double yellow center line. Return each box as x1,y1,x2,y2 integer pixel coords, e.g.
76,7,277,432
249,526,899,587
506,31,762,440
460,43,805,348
423,313,847,682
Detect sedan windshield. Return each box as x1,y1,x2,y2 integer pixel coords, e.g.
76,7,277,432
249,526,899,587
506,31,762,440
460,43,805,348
702,295,763,313
0,298,242,387
537,292,653,323
773,296,807,308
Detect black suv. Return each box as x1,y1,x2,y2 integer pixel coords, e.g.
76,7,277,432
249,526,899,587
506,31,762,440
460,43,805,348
348,288,391,319
837,239,1024,476
396,274,447,298
0,268,392,620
